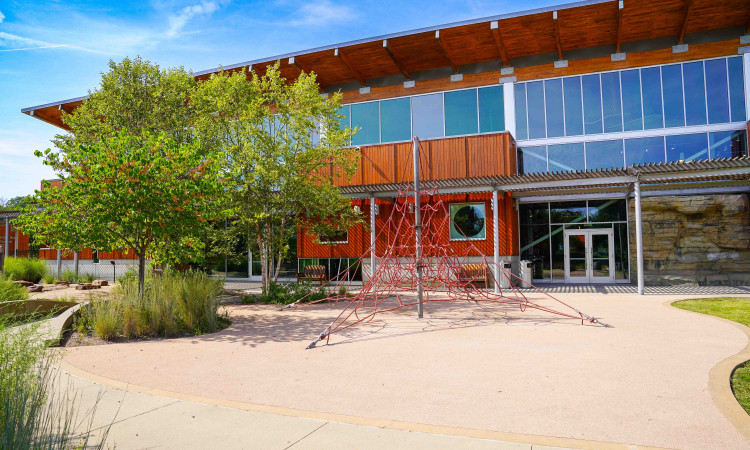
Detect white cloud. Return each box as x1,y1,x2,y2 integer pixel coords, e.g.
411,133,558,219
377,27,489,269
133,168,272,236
167,1,220,37
0,31,107,54
0,10,5,23
289,0,357,26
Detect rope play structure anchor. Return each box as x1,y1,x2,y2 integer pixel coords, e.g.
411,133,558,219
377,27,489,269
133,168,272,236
286,137,611,349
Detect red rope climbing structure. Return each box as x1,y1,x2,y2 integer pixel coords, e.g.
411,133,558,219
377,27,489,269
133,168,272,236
287,138,610,349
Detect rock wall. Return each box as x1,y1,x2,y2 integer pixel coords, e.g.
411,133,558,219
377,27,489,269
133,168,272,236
629,194,750,285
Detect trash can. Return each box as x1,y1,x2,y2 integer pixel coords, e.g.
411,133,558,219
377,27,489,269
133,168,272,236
519,260,533,287
496,260,512,289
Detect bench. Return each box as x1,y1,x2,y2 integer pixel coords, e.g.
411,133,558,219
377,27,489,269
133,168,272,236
457,264,490,287
297,265,327,285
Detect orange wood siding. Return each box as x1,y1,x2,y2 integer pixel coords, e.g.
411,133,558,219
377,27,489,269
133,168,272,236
298,193,519,258
39,248,138,260
0,223,30,254
335,133,515,188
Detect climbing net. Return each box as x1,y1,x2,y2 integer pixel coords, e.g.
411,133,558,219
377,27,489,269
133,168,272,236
286,140,610,349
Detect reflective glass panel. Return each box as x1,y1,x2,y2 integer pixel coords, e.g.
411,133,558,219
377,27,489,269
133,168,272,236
514,83,528,140
665,133,708,162
728,57,746,123
641,67,663,129
351,102,380,145
590,233,610,278
545,78,565,138
519,203,549,225
547,143,585,173
478,86,505,132
518,146,547,174
705,58,730,124
662,64,685,127
567,233,587,278
527,81,546,139
550,225,565,281
550,201,588,223
601,72,622,132
450,203,486,240
563,76,583,136
683,61,707,126
621,69,643,131
614,223,629,280
588,199,627,222
380,97,411,143
709,130,747,159
337,105,350,129
625,136,665,166
520,224,551,280
445,89,478,136
582,74,603,134
411,93,444,139
586,140,624,170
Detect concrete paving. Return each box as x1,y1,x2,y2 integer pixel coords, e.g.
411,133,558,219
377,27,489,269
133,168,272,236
61,291,750,449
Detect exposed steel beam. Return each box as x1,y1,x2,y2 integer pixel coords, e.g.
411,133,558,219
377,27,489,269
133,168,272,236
678,0,694,44
616,1,625,53
383,40,411,79
334,48,366,86
553,11,563,60
490,21,511,67
435,30,459,73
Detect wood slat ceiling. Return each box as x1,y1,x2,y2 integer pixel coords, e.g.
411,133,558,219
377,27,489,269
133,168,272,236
24,0,750,129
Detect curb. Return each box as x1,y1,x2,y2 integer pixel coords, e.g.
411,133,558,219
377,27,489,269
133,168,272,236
59,358,664,450
667,299,750,441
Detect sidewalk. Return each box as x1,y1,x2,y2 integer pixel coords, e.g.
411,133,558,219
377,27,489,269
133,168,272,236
60,369,584,450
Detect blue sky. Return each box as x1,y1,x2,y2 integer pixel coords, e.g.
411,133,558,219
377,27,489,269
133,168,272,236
0,0,558,199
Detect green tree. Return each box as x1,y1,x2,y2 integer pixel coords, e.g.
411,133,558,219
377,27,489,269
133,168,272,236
17,133,223,294
192,63,361,291
0,196,33,210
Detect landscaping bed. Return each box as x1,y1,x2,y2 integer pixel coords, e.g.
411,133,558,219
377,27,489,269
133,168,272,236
672,297,750,414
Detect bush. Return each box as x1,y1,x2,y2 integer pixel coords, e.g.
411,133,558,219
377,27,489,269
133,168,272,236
0,276,28,302
244,281,329,305
81,269,225,340
80,272,96,284
2,257,49,283
43,273,55,284
0,316,109,448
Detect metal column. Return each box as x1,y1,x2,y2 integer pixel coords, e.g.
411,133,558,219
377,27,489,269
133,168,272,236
3,218,8,260
56,249,62,279
73,252,79,278
492,189,500,293
370,195,376,280
413,137,423,319
634,178,645,295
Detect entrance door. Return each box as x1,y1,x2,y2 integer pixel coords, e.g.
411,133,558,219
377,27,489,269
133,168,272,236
563,229,615,283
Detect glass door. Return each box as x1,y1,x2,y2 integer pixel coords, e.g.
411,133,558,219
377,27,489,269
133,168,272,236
564,229,615,283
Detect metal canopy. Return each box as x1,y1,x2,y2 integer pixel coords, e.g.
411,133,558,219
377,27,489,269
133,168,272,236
340,157,750,198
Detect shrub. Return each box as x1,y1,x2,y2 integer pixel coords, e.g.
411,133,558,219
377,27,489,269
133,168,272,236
43,273,55,284
0,276,28,302
83,269,224,340
80,272,96,284
245,281,329,305
61,269,78,283
2,257,49,283
0,316,109,448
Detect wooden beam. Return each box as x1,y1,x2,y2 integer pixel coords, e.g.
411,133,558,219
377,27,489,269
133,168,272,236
334,48,366,86
382,40,411,79
435,30,459,73
744,14,750,34
57,104,66,114
490,21,511,67
678,0,694,44
616,1,624,53
553,11,563,60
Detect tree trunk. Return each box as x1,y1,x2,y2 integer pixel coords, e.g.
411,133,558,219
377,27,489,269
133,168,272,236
273,217,286,282
256,232,267,294
137,254,146,298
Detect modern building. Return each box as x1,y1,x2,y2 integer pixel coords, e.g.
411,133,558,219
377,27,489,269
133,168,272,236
22,0,750,288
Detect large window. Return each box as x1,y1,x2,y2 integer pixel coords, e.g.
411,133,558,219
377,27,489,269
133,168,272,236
449,203,486,240
337,86,505,146
517,130,747,174
514,57,746,140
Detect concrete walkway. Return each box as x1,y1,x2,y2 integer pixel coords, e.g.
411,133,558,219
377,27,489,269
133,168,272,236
61,291,750,449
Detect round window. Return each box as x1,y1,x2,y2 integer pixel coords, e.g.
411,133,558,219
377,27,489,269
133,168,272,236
450,204,486,240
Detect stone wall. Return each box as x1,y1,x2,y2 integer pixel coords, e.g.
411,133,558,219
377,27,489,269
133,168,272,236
629,194,750,285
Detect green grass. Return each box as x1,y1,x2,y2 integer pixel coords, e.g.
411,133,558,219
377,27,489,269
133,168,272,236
0,276,28,302
673,297,750,414
2,257,49,283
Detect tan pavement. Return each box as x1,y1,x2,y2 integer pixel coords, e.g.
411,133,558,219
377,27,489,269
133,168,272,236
62,291,750,449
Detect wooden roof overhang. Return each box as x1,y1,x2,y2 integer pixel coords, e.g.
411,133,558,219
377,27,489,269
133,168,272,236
339,158,750,198
21,0,750,130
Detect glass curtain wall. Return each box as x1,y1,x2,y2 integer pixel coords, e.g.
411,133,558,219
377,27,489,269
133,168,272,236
518,130,747,174
514,56,746,140
519,200,629,282
297,258,363,282
337,85,505,146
